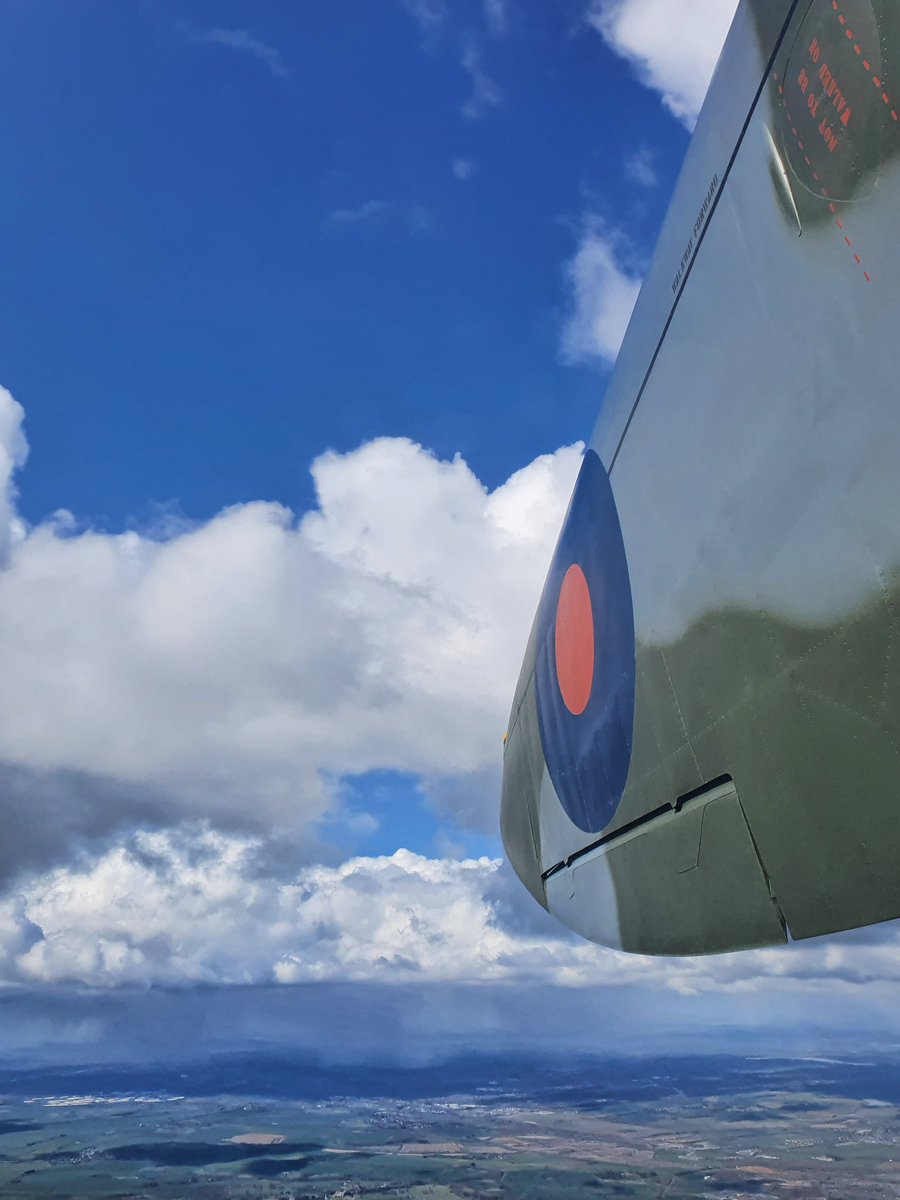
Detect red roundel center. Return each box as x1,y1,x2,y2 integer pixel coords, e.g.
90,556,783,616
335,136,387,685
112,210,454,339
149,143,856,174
555,563,595,716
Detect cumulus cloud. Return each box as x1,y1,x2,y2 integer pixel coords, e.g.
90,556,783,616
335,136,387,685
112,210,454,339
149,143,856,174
183,26,289,80
560,223,642,365
452,157,475,181
0,831,564,988
0,389,580,872
4,386,894,1010
3,821,899,1002
586,0,739,126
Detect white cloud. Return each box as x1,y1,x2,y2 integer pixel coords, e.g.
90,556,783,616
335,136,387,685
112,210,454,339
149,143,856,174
452,157,475,181
624,144,658,188
586,0,739,126
1,832,569,988
0,388,581,844
5,822,900,1000
184,26,288,80
0,387,897,1003
0,387,27,564
461,36,503,120
560,223,642,365
325,200,391,228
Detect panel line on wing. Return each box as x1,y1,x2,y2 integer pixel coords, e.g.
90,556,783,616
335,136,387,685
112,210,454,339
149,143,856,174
541,774,736,881
608,0,805,476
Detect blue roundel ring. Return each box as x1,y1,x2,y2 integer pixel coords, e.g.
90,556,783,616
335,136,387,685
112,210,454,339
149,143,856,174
534,449,636,835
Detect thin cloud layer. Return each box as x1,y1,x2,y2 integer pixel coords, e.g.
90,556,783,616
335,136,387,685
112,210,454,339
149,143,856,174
183,26,289,80
484,0,510,37
325,200,392,228
586,0,740,126
460,36,504,120
560,224,642,365
401,0,448,35
624,144,658,188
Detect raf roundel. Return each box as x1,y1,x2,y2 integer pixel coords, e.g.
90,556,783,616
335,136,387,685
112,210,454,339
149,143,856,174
534,449,636,835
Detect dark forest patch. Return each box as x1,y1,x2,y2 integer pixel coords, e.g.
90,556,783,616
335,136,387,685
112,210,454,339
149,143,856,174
105,1140,321,1166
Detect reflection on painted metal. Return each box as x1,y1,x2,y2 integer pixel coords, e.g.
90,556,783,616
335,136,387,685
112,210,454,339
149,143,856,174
533,450,635,835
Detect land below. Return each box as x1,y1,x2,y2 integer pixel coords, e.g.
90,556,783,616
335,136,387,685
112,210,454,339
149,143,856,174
0,1054,898,1198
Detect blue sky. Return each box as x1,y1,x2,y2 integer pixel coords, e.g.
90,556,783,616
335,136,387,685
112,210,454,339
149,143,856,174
0,0,683,527
6,0,892,1063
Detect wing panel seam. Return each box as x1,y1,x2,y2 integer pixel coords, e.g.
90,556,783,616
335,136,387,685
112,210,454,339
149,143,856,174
608,0,804,475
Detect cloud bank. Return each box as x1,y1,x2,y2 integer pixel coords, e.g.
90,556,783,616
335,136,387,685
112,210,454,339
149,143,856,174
2,385,900,1017
1,820,899,1004
0,386,578,871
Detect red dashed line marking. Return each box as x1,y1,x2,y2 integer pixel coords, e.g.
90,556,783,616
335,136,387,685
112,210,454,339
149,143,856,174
832,0,899,119
781,94,873,282
770,0,900,281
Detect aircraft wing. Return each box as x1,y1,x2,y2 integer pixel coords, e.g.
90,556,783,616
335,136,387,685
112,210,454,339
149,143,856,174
501,0,900,954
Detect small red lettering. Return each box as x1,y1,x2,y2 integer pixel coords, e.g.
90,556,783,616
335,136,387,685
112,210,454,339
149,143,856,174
819,61,851,124
819,116,839,153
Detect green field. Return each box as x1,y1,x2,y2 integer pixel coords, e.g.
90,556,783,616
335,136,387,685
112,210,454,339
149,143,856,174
0,1083,897,1198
